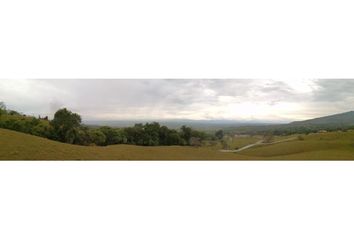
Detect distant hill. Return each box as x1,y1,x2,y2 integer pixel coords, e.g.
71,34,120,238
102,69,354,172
229,111,354,135
86,111,354,135
84,119,278,132
290,111,354,126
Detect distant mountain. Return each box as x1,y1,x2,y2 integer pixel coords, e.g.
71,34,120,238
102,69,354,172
229,111,354,135
290,111,354,126
84,119,279,131
85,111,354,135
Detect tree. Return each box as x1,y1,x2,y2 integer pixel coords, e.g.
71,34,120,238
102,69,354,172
142,122,160,146
73,127,91,146
50,108,82,143
158,126,170,145
64,128,79,144
99,126,118,145
215,130,224,140
99,126,127,145
180,125,192,143
89,129,106,146
263,133,274,143
0,102,6,116
166,130,184,145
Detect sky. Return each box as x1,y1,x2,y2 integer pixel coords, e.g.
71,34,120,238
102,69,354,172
0,79,353,122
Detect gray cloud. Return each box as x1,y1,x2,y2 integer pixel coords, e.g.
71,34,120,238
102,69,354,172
312,79,354,102
1,79,354,121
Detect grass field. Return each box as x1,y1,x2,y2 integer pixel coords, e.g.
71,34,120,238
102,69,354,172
1,128,354,160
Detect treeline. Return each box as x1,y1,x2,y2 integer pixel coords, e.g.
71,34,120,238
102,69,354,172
0,102,52,138
0,103,213,146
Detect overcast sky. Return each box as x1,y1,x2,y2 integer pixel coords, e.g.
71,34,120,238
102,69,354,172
0,79,353,122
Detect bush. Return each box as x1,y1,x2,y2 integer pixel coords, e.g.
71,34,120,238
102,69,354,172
221,139,230,150
99,126,127,145
73,127,91,146
263,133,274,143
89,129,106,146
297,135,305,141
215,130,224,140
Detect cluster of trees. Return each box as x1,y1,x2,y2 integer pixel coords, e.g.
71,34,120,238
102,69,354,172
0,102,52,138
0,103,212,147
48,109,212,146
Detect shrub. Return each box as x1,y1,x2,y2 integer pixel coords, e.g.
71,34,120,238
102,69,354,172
88,129,106,146
297,135,305,141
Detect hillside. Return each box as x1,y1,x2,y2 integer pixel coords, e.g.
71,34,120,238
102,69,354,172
2,128,354,160
290,111,354,126
0,128,252,160
229,111,354,135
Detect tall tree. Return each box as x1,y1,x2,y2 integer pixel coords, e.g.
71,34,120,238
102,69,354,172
0,102,6,116
215,130,224,140
51,108,82,143
180,125,192,144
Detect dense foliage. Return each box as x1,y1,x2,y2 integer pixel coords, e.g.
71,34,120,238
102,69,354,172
0,102,52,138
50,108,82,143
0,104,211,147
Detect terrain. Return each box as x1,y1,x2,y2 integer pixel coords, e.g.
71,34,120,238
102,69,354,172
2,128,354,160
228,111,354,135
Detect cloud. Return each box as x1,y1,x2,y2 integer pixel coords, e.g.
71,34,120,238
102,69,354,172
0,79,353,121
312,79,354,102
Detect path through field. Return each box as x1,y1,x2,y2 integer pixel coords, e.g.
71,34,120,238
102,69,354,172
220,137,297,153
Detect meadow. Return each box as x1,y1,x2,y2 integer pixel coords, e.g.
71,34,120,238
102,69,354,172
1,128,354,160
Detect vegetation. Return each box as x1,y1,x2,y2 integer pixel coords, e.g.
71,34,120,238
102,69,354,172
0,102,6,116
215,129,224,140
50,108,82,143
0,104,211,147
2,128,354,160
2,102,354,160
263,133,274,143
0,102,52,138
222,111,354,137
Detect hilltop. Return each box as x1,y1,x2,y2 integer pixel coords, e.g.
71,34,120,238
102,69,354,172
290,111,354,126
229,111,354,135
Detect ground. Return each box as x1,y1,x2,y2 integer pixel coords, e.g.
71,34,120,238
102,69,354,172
1,128,354,160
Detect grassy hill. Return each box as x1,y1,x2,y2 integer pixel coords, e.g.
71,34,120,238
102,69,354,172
0,128,250,160
1,128,354,160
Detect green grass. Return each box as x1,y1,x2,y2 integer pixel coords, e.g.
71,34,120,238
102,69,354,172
0,128,255,160
1,128,354,160
239,131,354,160
228,136,261,149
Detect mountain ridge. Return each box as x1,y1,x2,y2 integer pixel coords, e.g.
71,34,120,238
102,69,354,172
290,111,354,126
